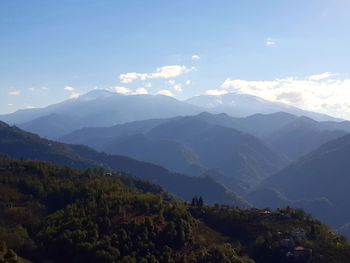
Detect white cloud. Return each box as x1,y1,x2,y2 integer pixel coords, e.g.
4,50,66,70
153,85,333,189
8,90,21,96
191,54,200,60
28,87,35,92
205,89,229,96
134,87,148,95
119,72,144,83
173,84,183,92
157,89,174,97
120,65,193,83
64,86,80,99
64,86,75,92
217,72,350,119
186,80,191,85
152,65,192,79
115,86,132,94
168,80,175,85
41,87,49,90
265,37,276,46
145,82,152,88
7,103,13,107
308,72,336,81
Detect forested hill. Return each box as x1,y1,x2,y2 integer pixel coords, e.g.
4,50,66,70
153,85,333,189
1,158,350,263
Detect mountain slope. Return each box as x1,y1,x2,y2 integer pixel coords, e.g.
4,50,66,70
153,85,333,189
263,133,350,227
0,121,248,207
147,115,289,187
19,113,91,139
104,133,205,176
61,117,170,151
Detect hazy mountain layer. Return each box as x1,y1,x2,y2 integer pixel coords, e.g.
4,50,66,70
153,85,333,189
186,93,341,121
0,90,343,140
262,134,350,228
61,113,290,193
1,90,203,139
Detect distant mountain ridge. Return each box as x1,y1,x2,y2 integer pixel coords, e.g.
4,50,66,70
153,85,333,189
263,116,348,160
186,93,342,121
0,90,344,139
1,91,203,138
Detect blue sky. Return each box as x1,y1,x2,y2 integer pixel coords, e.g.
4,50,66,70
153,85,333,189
1,0,350,118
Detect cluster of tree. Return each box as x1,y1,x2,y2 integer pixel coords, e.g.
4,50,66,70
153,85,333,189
0,242,20,263
191,196,204,207
190,205,350,262
1,158,350,262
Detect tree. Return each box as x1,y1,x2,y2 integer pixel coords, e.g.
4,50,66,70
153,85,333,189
191,196,198,206
198,196,204,207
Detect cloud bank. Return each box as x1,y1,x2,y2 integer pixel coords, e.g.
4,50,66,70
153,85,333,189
210,72,350,119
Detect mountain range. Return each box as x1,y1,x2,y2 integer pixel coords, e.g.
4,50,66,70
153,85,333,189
61,113,290,194
0,90,342,139
60,111,350,192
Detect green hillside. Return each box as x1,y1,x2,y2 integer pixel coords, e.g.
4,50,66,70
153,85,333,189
1,158,350,263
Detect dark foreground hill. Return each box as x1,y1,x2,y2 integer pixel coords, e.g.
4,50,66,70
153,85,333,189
0,121,247,207
1,158,350,263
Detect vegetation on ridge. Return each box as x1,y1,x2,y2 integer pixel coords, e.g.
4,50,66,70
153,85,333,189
0,158,349,262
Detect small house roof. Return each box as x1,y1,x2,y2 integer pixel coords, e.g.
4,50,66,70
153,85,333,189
294,246,306,251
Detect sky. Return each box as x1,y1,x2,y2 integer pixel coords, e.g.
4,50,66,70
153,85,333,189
1,0,350,118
